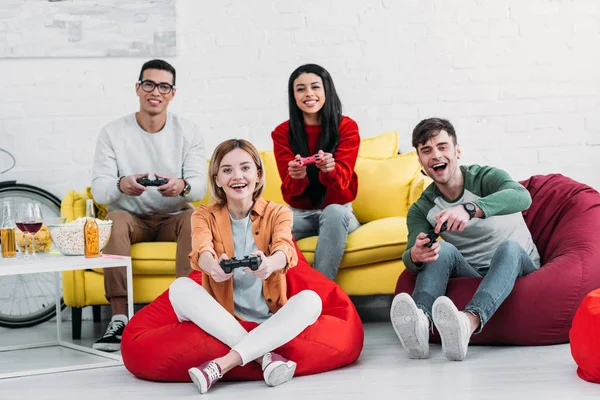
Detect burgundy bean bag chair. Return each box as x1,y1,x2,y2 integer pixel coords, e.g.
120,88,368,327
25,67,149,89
395,174,600,345
570,288,600,383
121,245,364,381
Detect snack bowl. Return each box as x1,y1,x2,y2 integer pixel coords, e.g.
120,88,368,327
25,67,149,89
47,218,112,256
45,217,67,225
16,225,54,253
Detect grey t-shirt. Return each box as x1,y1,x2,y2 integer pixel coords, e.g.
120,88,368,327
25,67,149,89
230,214,272,323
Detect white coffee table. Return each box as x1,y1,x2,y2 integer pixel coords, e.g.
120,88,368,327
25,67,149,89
0,253,133,379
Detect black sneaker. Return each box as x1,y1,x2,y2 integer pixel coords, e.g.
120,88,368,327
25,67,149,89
92,319,126,352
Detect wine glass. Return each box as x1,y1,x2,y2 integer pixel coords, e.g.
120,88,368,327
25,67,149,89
16,202,43,260
15,204,29,259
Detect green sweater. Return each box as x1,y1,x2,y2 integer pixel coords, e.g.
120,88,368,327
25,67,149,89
402,165,541,273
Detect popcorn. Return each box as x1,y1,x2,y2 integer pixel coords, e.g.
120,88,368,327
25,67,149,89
48,218,113,256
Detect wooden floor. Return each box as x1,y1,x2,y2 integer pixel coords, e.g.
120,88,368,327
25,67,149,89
0,316,597,399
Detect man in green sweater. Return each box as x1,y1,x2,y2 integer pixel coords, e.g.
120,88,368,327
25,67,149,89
390,118,540,361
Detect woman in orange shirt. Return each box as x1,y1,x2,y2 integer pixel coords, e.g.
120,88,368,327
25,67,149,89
168,139,322,394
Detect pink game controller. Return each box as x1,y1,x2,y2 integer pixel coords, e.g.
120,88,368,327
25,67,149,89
297,154,320,166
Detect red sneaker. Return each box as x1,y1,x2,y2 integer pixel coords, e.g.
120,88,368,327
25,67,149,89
188,360,223,394
262,352,297,387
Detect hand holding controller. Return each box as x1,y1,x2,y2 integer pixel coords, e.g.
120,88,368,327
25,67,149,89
296,154,321,166
424,222,447,248
137,177,169,187
220,255,261,274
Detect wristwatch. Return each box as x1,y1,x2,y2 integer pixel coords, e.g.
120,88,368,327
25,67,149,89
463,202,477,220
117,176,124,194
179,179,191,197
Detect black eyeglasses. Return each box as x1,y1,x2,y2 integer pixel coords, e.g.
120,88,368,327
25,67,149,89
138,80,175,94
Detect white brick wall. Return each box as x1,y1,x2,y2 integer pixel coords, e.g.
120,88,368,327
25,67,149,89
1,0,599,201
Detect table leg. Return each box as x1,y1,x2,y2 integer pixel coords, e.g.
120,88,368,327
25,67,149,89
55,271,62,342
126,258,134,321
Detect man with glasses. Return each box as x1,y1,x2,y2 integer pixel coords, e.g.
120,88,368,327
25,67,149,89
91,59,206,351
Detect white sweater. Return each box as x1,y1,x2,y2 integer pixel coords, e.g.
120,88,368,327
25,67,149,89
91,112,206,215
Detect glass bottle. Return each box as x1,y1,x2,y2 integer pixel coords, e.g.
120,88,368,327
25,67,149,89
84,199,99,258
1,199,17,258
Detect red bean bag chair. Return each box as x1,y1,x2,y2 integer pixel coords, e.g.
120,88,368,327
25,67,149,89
570,288,600,383
121,245,364,381
395,174,600,345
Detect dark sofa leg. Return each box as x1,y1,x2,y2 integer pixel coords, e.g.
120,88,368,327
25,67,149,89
72,307,82,340
92,305,101,323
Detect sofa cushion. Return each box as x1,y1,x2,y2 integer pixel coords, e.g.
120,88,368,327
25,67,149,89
297,216,408,268
92,243,178,275
130,242,178,261
192,160,212,207
357,130,398,159
61,190,89,223
259,150,286,205
352,152,421,224
336,260,405,295
85,187,108,220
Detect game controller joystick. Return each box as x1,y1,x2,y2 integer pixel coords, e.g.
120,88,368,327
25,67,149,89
297,154,321,166
425,222,447,248
220,255,261,274
137,177,169,187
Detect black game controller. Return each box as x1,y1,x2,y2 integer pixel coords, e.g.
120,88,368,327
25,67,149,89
220,255,261,274
137,177,169,187
425,222,447,248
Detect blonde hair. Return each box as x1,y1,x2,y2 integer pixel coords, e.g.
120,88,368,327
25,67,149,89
209,139,265,205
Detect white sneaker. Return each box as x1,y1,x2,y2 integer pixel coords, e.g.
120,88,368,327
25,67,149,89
262,352,296,387
390,293,430,359
432,296,471,361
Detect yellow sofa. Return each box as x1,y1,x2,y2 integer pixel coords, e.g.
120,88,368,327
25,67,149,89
61,131,429,336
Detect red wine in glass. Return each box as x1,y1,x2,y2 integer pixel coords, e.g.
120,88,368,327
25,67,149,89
22,222,43,234
16,202,43,259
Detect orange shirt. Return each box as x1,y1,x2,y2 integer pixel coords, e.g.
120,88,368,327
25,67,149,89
188,198,298,317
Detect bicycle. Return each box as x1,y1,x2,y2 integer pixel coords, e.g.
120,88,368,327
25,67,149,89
0,148,66,328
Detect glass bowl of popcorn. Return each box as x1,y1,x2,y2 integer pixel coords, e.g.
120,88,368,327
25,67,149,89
47,218,113,256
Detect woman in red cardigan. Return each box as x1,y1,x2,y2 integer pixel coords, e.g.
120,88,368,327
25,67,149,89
271,64,361,280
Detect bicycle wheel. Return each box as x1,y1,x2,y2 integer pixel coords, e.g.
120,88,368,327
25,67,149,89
0,181,66,328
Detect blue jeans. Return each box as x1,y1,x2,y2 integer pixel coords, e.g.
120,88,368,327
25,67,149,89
412,240,539,333
291,203,360,280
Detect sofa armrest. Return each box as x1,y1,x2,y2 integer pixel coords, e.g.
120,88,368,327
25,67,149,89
408,172,432,206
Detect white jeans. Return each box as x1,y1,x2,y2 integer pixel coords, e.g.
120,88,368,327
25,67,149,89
168,277,322,365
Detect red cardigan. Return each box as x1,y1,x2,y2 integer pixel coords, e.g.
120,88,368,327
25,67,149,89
271,116,360,210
